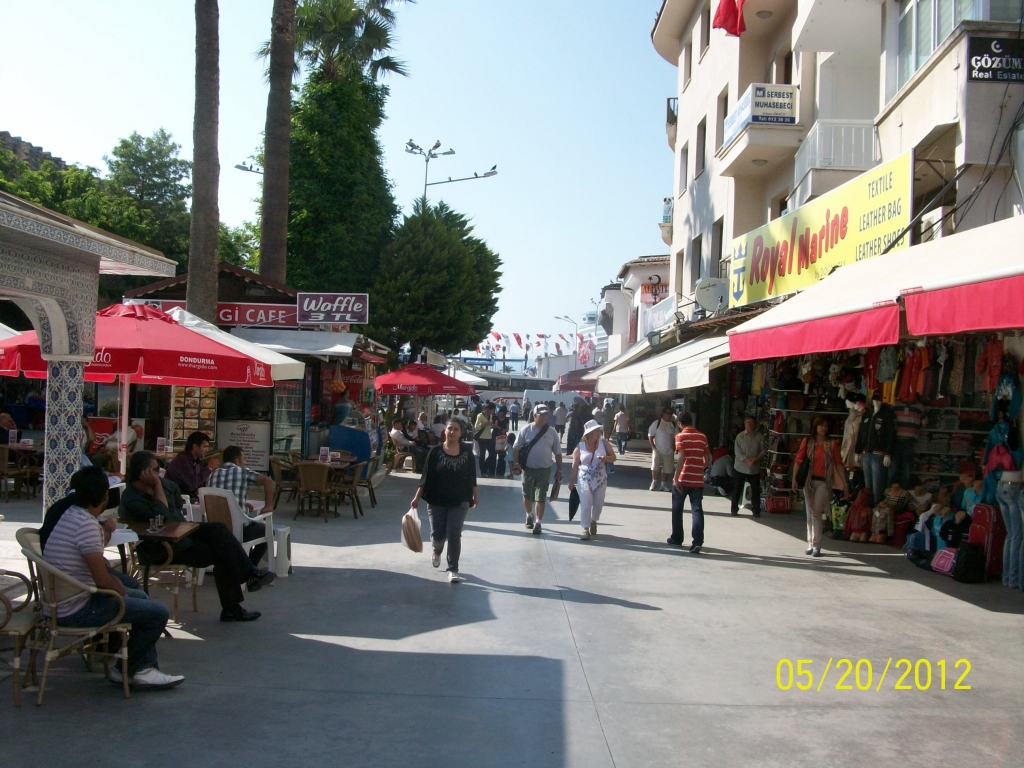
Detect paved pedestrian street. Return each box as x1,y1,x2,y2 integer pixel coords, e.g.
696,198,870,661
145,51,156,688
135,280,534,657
2,454,1022,767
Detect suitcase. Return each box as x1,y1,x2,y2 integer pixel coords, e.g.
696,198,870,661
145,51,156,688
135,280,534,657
931,547,956,577
969,503,1007,580
953,542,986,583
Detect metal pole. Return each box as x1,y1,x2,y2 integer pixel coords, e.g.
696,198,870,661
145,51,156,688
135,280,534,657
423,155,430,200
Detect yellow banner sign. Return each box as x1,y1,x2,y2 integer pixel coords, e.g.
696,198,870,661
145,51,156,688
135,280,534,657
728,152,913,307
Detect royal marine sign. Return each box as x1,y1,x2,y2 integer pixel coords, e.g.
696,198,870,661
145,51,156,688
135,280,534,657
968,37,1024,82
729,152,913,308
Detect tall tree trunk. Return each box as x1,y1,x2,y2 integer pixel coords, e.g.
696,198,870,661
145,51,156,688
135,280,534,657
187,0,220,321
260,0,296,284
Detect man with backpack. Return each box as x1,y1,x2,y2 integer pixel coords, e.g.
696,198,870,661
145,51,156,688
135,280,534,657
511,404,563,536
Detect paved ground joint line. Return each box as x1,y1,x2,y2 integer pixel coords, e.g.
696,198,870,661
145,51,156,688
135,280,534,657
541,525,619,768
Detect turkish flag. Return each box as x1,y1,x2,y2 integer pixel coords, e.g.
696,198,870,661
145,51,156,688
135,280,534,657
712,0,746,37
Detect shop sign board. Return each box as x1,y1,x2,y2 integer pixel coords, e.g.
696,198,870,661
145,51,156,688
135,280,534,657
722,83,798,148
642,294,678,337
728,151,913,308
968,37,1024,82
297,293,369,325
142,300,298,327
336,370,365,387
216,420,272,471
640,281,669,305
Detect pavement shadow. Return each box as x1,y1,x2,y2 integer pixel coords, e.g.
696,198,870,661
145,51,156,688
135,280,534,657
463,574,661,611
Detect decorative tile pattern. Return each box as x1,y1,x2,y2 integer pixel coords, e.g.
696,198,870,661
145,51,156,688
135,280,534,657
43,360,85,510
0,243,96,356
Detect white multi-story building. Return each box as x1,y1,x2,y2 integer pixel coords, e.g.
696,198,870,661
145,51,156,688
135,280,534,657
653,0,1024,315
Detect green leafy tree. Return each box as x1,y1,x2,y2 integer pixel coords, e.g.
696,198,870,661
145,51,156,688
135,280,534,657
218,222,259,268
436,202,502,344
287,72,397,292
105,129,192,266
370,200,500,355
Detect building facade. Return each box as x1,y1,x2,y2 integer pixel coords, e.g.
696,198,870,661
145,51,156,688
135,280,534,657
653,0,1024,316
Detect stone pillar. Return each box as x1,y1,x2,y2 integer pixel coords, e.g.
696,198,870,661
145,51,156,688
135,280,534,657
43,360,85,510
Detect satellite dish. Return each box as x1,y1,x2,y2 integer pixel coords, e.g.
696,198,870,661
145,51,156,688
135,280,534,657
694,278,729,312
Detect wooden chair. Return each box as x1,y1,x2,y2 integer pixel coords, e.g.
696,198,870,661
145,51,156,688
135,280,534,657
18,452,42,499
198,488,275,573
0,567,41,706
269,457,299,508
357,453,382,508
331,461,367,519
386,437,411,473
124,537,198,625
0,447,30,502
295,462,338,521
17,529,131,705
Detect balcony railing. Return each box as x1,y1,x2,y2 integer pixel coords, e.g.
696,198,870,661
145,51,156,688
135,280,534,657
666,97,678,150
793,119,878,191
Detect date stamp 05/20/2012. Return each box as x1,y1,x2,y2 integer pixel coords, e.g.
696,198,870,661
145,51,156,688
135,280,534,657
776,658,972,692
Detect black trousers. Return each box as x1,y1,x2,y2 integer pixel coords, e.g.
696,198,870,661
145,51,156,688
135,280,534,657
510,414,519,430
243,521,267,567
170,522,258,611
478,437,496,475
731,472,761,515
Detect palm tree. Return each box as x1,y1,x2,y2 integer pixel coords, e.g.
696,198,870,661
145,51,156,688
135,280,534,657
294,0,411,82
259,0,297,284
187,0,220,320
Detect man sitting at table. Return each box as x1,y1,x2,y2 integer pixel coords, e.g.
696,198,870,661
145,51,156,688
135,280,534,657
45,465,183,689
164,431,220,500
120,451,274,622
390,418,427,472
207,445,274,567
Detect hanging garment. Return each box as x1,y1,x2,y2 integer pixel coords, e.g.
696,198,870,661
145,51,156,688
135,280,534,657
877,347,899,383
976,337,1003,393
863,347,881,390
841,405,864,467
991,374,1022,421
934,341,948,395
948,339,966,397
898,345,920,403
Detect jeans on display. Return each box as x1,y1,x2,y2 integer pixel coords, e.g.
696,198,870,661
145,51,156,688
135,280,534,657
731,471,761,515
58,587,169,676
614,432,628,453
428,503,470,572
861,452,887,504
889,439,915,489
670,485,704,546
996,482,1024,587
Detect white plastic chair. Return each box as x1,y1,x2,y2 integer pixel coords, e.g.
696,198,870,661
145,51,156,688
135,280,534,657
198,487,275,575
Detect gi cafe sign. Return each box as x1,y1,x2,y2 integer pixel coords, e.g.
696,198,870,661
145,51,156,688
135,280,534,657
968,37,1024,82
728,151,913,308
142,292,370,327
722,83,798,149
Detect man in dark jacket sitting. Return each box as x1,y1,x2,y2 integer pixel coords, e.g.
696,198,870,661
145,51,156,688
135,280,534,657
119,451,274,622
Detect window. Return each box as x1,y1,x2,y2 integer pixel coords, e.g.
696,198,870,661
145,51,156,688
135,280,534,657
695,117,707,176
683,37,693,86
711,218,725,282
700,4,711,54
897,0,993,89
715,88,729,151
679,142,689,195
916,0,934,69
690,235,703,292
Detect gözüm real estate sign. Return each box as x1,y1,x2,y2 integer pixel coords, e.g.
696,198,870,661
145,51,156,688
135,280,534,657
728,152,913,308
296,293,369,325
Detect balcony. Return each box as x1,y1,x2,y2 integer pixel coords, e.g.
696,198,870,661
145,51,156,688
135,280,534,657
666,97,678,151
717,83,804,178
791,119,879,208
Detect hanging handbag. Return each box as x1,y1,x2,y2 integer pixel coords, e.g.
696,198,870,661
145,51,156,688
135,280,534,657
568,487,580,520
517,424,550,469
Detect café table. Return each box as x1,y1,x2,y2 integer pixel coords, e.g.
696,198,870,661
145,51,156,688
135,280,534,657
126,521,200,596
6,444,43,498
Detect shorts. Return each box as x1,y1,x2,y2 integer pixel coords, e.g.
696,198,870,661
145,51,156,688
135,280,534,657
651,449,675,475
522,466,551,502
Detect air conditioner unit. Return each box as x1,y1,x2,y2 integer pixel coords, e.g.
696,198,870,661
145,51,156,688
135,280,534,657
920,206,954,243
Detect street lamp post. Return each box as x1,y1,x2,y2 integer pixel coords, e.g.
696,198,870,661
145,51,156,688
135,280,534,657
555,315,578,371
234,163,263,175
405,139,497,200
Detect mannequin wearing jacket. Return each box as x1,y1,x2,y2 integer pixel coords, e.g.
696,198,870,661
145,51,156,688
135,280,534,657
841,393,866,468
856,393,896,504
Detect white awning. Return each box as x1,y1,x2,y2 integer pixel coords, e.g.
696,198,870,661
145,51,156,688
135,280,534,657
231,328,359,359
167,308,305,381
0,322,17,341
596,335,730,394
452,368,488,386
582,338,651,382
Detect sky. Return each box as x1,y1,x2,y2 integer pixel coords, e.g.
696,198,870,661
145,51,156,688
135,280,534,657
0,0,675,340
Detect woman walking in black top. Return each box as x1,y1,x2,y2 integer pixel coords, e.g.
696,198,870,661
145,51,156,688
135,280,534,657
410,419,478,583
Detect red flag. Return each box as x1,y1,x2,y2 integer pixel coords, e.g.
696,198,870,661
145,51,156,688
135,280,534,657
555,342,562,355
491,331,501,341
712,0,746,37
576,333,583,345
513,333,523,348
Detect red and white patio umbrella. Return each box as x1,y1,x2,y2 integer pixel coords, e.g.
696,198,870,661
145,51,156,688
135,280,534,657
374,363,476,396
0,303,274,471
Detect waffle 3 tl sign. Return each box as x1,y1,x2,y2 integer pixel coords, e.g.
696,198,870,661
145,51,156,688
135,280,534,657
729,152,912,308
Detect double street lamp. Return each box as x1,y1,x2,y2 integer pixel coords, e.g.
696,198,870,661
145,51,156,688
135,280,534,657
405,139,497,200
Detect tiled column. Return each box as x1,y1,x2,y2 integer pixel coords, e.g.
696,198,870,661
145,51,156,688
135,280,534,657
43,360,85,510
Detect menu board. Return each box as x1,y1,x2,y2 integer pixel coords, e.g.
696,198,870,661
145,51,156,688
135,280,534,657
171,386,217,444
217,420,271,471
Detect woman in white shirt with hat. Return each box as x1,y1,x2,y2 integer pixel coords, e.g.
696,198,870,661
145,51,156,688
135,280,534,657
568,419,617,540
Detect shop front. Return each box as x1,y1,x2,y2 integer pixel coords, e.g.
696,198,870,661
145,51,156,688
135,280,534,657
122,264,388,468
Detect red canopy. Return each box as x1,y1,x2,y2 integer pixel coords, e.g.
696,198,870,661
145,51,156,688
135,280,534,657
374,363,475,396
0,303,272,387
555,366,596,394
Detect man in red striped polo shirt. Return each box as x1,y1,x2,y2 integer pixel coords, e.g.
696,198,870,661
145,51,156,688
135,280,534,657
669,412,711,553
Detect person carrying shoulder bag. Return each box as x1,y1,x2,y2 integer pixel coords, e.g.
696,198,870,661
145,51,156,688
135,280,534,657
792,415,849,558
568,419,617,541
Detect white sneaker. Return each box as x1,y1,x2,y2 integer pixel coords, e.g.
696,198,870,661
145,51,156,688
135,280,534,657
131,667,184,690
660,484,672,492
431,550,441,568
650,480,661,491
580,530,591,540
448,571,461,583
108,666,123,684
